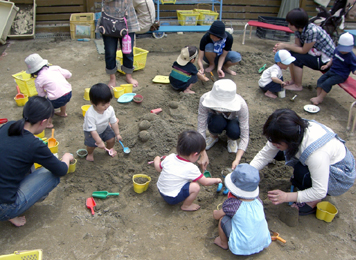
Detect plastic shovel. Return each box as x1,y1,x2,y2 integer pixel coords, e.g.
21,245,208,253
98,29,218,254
270,231,286,243
86,197,96,215
15,86,25,99
92,191,120,199
119,140,130,154
210,71,216,82
0,118,8,124
48,128,57,148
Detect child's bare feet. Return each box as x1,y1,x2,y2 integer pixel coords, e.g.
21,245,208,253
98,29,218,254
310,96,323,105
54,112,68,117
214,236,228,250
46,123,54,129
181,203,200,211
265,91,277,99
9,216,26,227
205,65,215,73
86,153,94,161
222,67,237,76
183,89,195,94
284,84,303,91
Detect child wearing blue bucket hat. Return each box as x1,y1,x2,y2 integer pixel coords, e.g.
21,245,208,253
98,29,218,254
311,32,356,105
213,163,271,255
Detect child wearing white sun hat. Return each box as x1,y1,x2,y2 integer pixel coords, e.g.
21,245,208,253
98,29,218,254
212,163,271,255
258,49,296,99
311,32,356,105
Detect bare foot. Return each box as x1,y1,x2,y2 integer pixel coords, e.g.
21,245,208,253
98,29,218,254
181,203,200,211
86,154,94,162
265,91,277,99
223,67,237,75
285,80,294,86
183,89,195,94
54,112,68,117
214,236,228,250
126,77,138,88
284,84,303,91
310,97,322,105
9,216,26,227
46,123,54,129
107,149,117,157
108,79,116,89
205,65,215,73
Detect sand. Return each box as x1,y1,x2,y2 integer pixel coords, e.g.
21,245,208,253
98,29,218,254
1,32,356,259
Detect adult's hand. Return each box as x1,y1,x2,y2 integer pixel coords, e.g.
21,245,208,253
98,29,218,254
273,42,286,53
267,189,288,205
217,68,225,78
198,150,209,172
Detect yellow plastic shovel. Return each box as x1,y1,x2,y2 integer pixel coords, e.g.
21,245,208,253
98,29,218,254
48,129,57,148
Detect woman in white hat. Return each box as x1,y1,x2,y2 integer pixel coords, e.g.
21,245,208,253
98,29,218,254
197,79,249,170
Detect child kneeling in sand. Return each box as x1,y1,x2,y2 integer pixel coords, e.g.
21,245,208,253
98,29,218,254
154,130,221,211
83,83,122,161
213,164,271,255
258,50,295,98
169,46,209,94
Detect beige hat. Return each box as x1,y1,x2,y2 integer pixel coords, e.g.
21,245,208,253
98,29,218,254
25,53,48,74
176,46,198,66
202,79,241,112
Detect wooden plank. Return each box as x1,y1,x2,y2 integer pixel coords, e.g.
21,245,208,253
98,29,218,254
37,6,85,13
36,0,84,6
36,14,72,21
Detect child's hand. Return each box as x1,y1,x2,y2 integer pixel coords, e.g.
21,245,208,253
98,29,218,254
199,68,204,74
321,65,328,70
281,82,286,87
217,69,225,78
215,178,222,184
116,134,122,141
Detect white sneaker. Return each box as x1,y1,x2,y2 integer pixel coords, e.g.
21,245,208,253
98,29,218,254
227,139,238,153
206,136,218,150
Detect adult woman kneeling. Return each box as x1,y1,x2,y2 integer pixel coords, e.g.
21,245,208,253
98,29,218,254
250,109,356,215
197,79,249,170
0,96,74,226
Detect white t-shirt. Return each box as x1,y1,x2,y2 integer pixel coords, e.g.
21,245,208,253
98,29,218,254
83,105,117,134
157,153,203,197
258,64,283,87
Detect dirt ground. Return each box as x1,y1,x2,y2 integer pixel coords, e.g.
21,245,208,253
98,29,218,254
1,31,356,260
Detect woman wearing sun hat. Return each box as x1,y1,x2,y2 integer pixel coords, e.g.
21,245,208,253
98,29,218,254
197,79,249,170
197,20,241,78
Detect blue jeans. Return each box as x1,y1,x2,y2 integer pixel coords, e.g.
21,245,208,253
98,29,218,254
102,33,135,74
203,43,241,65
317,70,346,93
0,167,60,221
208,113,241,140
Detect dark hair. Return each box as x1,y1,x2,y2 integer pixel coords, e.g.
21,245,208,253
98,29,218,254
286,8,309,29
187,45,198,61
176,130,206,157
8,96,54,136
31,65,49,78
262,109,308,159
89,83,113,105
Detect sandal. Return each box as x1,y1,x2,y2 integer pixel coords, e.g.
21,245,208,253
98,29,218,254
293,202,316,216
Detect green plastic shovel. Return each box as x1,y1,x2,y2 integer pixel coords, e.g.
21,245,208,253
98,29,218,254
92,191,120,199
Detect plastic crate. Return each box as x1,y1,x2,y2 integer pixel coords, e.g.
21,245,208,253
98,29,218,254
12,71,38,97
256,16,291,42
8,0,36,39
0,1,19,44
193,9,219,25
116,47,149,74
160,0,176,4
176,10,200,26
70,13,95,39
0,249,42,259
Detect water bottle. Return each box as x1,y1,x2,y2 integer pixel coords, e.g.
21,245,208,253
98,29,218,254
122,34,131,54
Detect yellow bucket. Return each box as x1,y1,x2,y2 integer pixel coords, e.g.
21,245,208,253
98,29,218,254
67,159,77,173
48,141,59,154
81,105,91,117
316,201,338,222
84,88,90,100
14,95,28,106
132,174,151,193
121,84,133,93
35,130,45,138
113,86,125,98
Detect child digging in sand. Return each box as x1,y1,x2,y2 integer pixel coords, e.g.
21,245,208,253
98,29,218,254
213,164,271,255
169,46,209,94
83,83,122,161
154,130,222,211
25,53,72,128
258,50,295,98
311,32,356,105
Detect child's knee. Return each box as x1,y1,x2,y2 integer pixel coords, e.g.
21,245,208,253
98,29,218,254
106,137,115,144
190,182,200,193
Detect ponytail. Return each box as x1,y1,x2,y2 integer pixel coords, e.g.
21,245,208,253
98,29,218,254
8,96,54,136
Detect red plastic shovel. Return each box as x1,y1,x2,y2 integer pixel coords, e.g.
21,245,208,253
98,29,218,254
15,86,25,99
86,197,96,215
0,118,8,124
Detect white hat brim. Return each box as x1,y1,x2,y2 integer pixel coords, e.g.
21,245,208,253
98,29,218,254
225,172,259,199
202,91,241,112
281,56,296,65
26,59,48,74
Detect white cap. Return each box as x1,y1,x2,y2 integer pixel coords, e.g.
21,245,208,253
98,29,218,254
338,32,354,52
176,46,198,66
274,50,296,65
